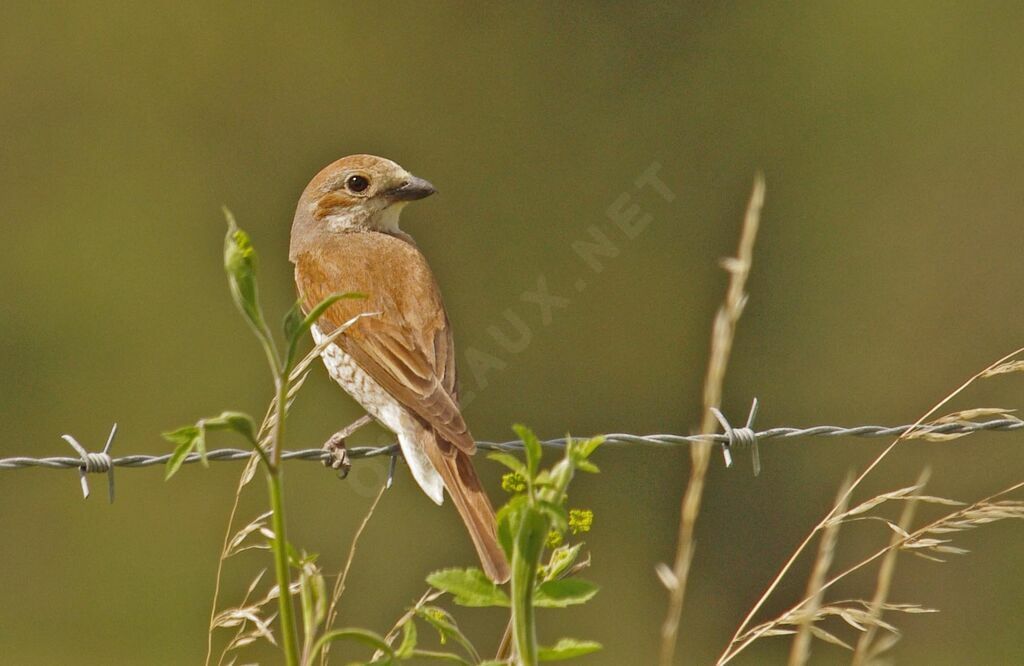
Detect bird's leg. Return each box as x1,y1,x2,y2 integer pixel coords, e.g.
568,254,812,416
322,414,374,477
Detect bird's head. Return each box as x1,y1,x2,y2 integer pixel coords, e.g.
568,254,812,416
290,154,436,257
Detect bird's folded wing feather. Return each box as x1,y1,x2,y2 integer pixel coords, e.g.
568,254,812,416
295,234,473,455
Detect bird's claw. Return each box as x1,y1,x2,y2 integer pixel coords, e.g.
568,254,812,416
322,432,352,478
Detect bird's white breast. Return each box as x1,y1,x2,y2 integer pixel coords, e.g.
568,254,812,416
311,324,444,503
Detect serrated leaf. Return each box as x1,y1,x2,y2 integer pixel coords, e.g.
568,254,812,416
537,638,603,660
513,424,543,477
426,568,510,607
534,578,599,607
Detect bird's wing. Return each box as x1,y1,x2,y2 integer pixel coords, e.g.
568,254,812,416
295,232,474,455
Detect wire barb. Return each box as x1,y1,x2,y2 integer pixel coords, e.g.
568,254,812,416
711,399,761,475
60,423,118,502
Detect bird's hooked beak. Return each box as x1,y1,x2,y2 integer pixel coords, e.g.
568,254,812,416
385,174,437,202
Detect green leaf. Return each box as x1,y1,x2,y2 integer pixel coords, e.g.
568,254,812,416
495,494,528,559
496,494,528,523
426,568,510,607
284,540,303,568
284,292,366,369
309,627,394,659
300,292,366,336
569,435,604,473
513,424,543,477
544,543,583,581
162,410,262,480
537,638,603,660
396,618,417,658
223,209,269,340
414,606,481,663
534,579,599,608
576,435,604,459
532,470,554,487
537,500,568,532
487,452,528,478
516,506,551,573
162,425,200,480
408,650,472,663
282,300,304,343
202,411,258,445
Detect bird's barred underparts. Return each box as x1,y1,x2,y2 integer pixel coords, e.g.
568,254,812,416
311,324,445,504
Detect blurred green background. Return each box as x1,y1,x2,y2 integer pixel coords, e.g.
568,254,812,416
2,2,1023,664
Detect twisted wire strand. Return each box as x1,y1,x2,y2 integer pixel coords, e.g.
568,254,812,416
1,418,1020,472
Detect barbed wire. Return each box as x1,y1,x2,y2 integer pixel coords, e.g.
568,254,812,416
1,401,1021,501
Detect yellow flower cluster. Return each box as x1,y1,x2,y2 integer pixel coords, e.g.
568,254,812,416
568,509,594,535
501,471,527,494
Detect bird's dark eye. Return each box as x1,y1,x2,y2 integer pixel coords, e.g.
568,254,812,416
345,174,370,193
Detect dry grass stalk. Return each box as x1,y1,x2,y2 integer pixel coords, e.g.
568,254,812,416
788,474,853,666
658,173,765,666
850,469,928,665
906,408,1020,442
748,599,935,654
320,481,388,666
214,516,306,665
732,476,1024,660
718,345,1024,665
981,360,1024,377
369,588,445,661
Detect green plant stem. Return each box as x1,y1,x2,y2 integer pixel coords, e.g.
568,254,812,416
268,369,300,666
510,540,539,666
267,468,300,666
271,375,288,466
510,500,552,666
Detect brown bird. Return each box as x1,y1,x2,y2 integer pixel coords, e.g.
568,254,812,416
289,154,510,583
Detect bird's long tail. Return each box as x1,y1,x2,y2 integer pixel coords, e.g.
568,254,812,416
423,435,511,583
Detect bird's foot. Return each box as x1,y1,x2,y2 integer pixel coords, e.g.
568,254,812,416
321,415,374,479
322,431,352,478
